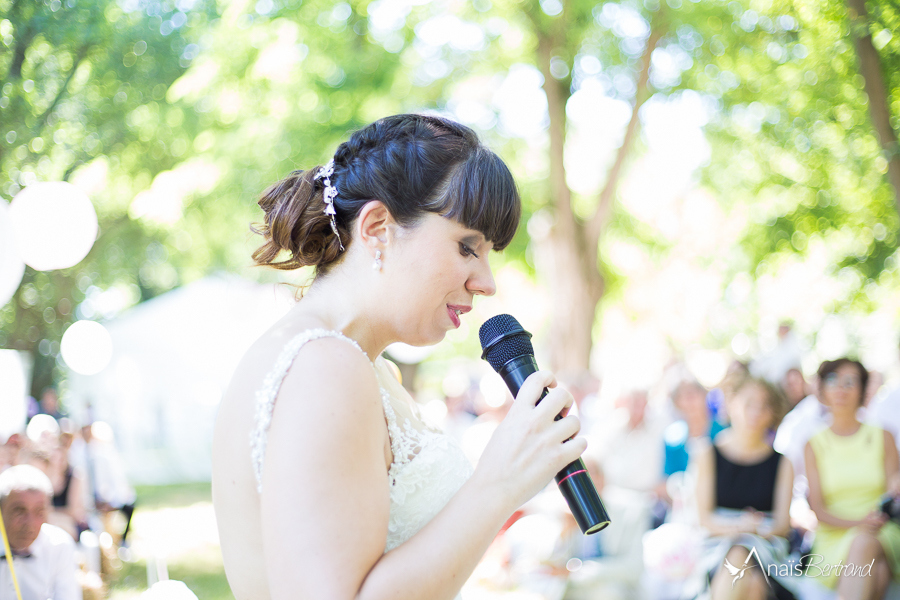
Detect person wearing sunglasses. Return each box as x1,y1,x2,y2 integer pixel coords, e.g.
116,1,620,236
805,358,900,599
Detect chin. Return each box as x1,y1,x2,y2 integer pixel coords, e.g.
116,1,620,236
399,328,445,348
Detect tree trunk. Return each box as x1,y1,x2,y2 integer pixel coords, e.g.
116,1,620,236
846,0,900,214
535,34,604,373
534,23,662,373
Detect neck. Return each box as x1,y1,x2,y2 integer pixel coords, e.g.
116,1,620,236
729,427,768,451
297,262,394,359
687,414,708,437
831,410,860,434
10,543,29,555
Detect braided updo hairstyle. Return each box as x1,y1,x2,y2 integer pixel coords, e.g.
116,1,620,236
252,114,521,274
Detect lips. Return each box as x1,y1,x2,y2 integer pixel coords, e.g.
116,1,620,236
447,304,472,328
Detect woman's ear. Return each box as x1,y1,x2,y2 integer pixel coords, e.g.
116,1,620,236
356,200,396,252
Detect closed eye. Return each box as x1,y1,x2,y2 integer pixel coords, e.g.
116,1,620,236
459,243,479,259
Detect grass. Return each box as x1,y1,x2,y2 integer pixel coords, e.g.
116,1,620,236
132,482,219,511
107,482,235,600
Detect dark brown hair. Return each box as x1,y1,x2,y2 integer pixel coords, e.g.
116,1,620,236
817,358,868,406
722,374,790,430
252,114,521,273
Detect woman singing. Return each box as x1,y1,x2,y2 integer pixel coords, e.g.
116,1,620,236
211,114,587,600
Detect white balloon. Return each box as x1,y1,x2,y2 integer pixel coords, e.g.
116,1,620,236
9,181,99,271
0,199,25,307
61,320,113,375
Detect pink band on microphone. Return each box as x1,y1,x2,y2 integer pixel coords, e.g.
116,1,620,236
557,469,586,485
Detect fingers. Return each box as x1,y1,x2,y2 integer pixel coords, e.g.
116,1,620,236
516,371,557,407
559,435,588,464
535,386,574,421
555,414,581,442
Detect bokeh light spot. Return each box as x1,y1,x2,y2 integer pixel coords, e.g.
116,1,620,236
61,320,113,375
9,182,98,271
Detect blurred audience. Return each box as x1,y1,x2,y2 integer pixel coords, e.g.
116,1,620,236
5,330,900,600
26,446,88,542
21,415,90,542
692,375,797,600
589,389,664,496
0,464,82,600
39,387,67,421
805,358,900,600
867,338,900,453
751,321,804,385
774,374,830,479
72,422,137,546
663,374,725,483
439,393,476,445
781,367,811,410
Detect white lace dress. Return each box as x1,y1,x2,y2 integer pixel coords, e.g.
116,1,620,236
250,328,474,562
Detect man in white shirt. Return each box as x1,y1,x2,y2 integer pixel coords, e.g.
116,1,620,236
0,465,81,600
773,392,829,479
866,339,900,452
869,385,900,450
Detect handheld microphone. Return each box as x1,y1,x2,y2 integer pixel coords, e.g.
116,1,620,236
479,314,610,535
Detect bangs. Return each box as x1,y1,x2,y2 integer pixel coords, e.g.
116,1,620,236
424,147,521,250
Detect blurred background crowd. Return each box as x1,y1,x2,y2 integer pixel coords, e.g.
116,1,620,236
2,0,900,598
2,325,899,599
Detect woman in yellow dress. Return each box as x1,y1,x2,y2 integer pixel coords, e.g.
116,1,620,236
805,358,900,599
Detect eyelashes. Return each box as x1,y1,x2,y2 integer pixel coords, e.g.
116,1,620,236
459,243,479,259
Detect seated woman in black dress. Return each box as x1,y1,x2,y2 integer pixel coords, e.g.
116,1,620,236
694,375,797,600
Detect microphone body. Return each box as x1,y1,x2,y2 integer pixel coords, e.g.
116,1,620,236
481,317,610,535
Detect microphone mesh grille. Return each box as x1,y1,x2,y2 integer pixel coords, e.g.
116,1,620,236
479,314,535,372
478,314,521,347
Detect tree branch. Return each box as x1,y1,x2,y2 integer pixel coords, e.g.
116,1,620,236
846,0,900,215
6,22,35,82
587,25,663,248
33,44,92,135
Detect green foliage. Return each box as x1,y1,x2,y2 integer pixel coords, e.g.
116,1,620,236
0,0,416,395
3,0,900,392
0,0,217,394
668,0,900,302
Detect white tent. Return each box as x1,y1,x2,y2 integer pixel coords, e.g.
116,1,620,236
65,275,294,484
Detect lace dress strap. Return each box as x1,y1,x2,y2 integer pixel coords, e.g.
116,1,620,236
251,328,368,492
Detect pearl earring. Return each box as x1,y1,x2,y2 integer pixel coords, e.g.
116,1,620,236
373,250,382,271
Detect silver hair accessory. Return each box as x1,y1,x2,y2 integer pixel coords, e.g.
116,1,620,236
313,159,344,252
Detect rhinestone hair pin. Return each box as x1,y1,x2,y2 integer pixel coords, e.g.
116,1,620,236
313,159,344,252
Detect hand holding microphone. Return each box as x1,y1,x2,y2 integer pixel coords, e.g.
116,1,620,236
477,314,610,535
472,369,585,512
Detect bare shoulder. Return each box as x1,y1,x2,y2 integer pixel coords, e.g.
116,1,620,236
883,429,899,463
213,328,383,475
260,336,391,598
265,332,387,470
279,334,381,412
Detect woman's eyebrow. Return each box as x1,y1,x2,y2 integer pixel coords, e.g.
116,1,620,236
460,233,485,246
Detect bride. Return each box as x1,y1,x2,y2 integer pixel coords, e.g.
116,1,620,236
211,114,587,599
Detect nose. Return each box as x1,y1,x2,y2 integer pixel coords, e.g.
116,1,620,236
467,255,496,297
